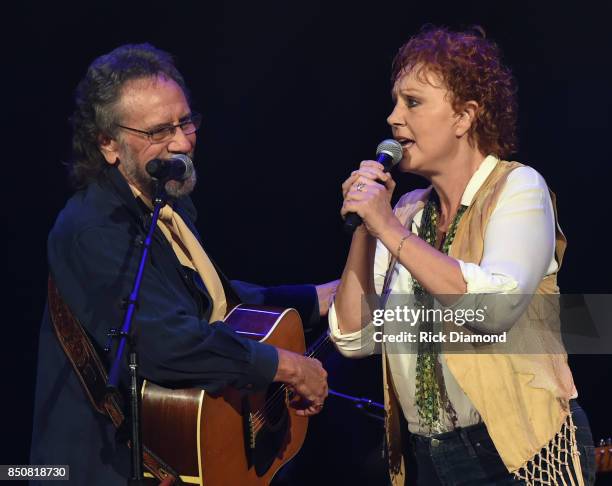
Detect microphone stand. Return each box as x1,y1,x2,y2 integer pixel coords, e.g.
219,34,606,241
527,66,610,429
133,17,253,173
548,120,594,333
106,180,168,485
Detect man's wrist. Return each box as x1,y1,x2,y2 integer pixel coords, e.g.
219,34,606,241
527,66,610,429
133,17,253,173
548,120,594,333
274,348,298,384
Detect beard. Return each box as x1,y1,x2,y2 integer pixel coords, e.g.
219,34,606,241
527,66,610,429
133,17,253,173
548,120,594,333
163,170,197,198
117,143,197,199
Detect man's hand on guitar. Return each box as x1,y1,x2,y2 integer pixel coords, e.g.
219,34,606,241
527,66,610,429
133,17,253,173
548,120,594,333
274,348,328,416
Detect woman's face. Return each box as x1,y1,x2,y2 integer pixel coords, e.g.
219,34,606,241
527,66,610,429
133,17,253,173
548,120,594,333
387,66,464,175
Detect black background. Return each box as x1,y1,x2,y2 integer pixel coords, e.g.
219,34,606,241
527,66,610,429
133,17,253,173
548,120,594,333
4,0,612,484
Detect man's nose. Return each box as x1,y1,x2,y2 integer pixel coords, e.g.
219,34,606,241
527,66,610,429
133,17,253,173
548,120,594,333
167,126,194,152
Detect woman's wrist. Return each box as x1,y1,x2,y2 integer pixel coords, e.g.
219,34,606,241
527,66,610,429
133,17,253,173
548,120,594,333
395,232,412,259
351,223,372,240
379,219,411,253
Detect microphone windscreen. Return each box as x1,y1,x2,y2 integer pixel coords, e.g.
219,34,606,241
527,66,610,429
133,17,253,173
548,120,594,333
375,139,403,166
173,154,194,180
145,155,194,181
145,159,163,177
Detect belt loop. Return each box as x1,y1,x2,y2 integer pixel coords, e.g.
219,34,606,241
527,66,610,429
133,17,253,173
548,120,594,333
459,428,477,458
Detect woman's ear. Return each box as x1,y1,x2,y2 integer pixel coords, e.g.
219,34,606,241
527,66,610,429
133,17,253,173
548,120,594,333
455,101,480,138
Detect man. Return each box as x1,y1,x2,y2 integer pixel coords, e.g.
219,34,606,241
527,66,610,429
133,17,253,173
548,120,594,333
31,43,335,485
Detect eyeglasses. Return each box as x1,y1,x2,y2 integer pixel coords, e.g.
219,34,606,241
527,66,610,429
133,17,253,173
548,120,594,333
116,113,202,144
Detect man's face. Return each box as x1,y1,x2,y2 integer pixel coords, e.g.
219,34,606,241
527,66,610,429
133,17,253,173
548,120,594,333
100,75,197,198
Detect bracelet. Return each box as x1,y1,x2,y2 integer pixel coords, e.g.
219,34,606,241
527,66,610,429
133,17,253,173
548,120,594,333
396,233,411,259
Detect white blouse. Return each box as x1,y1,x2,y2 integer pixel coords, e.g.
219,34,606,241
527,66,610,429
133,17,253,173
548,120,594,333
328,155,561,435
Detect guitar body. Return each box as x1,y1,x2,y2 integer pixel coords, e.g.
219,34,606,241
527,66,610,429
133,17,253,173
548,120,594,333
596,438,612,475
141,304,308,486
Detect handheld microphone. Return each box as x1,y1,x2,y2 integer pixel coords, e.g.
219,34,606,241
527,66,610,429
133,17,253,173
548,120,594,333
145,154,194,181
343,139,403,234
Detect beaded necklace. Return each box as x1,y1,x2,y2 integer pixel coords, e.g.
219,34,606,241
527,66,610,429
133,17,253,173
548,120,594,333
413,192,467,433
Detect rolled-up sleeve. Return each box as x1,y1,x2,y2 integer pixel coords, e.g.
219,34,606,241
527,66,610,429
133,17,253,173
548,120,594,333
451,166,558,332
328,239,389,357
328,302,379,357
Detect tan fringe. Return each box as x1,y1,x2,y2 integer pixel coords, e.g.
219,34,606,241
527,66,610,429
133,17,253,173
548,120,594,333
513,413,584,486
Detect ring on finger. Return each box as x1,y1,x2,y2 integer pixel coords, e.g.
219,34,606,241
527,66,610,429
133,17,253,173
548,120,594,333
356,182,366,192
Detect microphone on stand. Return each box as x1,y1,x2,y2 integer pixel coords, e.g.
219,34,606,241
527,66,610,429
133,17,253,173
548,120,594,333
343,139,403,234
145,154,194,181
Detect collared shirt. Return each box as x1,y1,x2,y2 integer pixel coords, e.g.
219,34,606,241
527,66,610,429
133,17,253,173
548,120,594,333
329,155,561,435
127,183,228,322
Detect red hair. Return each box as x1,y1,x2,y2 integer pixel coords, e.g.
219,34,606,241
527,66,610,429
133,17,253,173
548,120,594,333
391,26,518,158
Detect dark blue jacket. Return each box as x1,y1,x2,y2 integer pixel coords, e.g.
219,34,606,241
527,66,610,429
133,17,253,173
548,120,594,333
30,166,318,485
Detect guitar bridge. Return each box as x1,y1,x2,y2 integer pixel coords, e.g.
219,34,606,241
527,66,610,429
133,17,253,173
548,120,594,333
247,412,257,450
241,384,291,477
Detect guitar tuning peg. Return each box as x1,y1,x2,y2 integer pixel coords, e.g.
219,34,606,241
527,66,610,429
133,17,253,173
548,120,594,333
600,439,606,447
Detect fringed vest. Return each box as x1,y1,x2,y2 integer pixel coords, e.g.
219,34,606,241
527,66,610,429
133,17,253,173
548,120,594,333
384,160,582,486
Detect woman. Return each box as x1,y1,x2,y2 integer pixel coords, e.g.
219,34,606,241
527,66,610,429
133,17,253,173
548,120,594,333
329,26,595,485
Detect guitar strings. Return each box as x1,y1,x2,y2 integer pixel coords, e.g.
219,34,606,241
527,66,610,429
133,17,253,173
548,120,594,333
254,332,333,419
250,333,334,431
255,333,332,422
251,333,332,431
251,335,333,433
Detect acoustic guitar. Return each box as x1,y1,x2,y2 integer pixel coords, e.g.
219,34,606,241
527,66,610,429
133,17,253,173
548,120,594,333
141,304,330,486
597,437,612,474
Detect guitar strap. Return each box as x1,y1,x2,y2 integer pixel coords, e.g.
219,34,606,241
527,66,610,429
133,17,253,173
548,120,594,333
47,275,185,485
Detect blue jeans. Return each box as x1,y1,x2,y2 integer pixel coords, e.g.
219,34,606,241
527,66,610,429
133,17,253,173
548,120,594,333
403,400,596,485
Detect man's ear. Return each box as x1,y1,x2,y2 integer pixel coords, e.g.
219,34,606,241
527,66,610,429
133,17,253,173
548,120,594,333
99,134,120,165
455,101,479,138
